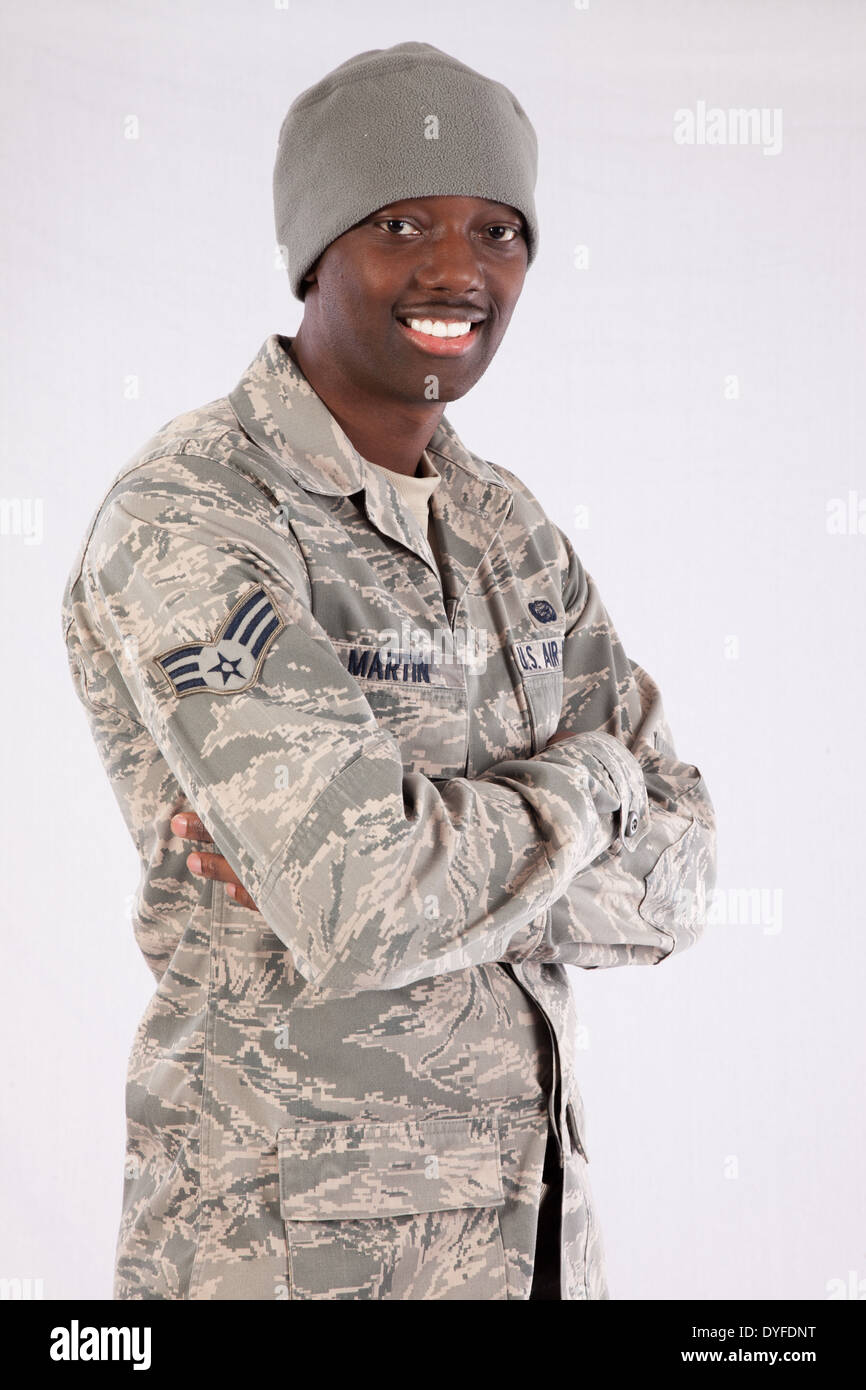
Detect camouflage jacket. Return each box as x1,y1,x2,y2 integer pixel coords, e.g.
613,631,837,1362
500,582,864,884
61,333,717,1300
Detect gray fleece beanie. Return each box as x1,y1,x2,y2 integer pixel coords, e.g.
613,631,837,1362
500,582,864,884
273,40,539,301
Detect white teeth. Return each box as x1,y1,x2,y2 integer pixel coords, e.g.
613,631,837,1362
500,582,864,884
405,317,473,338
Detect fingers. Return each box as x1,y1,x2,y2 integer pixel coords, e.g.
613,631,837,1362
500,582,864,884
226,882,259,912
187,850,236,885
171,812,259,911
186,850,259,913
171,812,212,842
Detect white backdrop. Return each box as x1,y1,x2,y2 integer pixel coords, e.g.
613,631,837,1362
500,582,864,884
2,0,864,1301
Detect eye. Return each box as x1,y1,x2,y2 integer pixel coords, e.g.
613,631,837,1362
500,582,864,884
487,225,520,242
376,218,419,236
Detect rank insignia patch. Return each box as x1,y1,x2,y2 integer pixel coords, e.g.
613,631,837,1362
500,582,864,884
153,584,284,698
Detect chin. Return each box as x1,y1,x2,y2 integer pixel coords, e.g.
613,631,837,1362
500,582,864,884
434,379,478,404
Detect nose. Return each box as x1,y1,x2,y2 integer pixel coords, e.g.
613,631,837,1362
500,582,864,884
412,227,484,296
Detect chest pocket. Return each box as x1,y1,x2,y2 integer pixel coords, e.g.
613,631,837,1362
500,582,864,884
508,631,565,756
329,638,469,779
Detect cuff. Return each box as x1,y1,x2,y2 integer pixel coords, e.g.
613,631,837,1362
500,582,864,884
566,730,652,852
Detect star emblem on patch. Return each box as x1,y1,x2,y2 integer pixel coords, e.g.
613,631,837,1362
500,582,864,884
152,584,284,698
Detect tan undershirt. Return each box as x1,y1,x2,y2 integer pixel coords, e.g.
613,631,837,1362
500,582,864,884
364,448,444,577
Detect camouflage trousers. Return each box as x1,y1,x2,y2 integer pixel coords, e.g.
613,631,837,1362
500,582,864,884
114,1095,609,1300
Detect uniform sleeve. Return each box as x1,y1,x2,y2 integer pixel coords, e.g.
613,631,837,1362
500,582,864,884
83,490,641,995
529,527,718,968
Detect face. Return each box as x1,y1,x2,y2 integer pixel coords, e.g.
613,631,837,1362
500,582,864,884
299,195,529,403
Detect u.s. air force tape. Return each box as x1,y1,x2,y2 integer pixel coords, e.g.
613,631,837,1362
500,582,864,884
510,635,562,676
153,584,284,698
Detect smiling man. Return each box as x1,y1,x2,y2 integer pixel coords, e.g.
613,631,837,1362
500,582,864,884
283,183,527,478
62,41,717,1301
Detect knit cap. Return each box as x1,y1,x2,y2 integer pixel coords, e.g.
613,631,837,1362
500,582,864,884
273,40,539,300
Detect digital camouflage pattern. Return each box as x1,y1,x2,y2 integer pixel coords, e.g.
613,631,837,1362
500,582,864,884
61,333,717,1300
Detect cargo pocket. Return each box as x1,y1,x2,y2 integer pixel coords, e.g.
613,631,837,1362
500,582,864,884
278,1115,508,1300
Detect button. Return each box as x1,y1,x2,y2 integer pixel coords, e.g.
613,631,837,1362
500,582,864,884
626,811,640,837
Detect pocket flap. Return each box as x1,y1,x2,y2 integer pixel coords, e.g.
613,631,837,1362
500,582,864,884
278,1116,504,1221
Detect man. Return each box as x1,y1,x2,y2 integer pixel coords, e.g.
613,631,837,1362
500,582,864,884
62,41,717,1301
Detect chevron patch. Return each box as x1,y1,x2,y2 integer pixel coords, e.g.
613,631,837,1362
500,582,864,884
153,584,284,698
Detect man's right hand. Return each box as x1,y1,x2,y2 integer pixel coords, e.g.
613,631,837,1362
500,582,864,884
170,812,260,912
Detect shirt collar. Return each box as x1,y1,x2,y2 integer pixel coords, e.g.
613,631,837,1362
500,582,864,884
227,333,514,602
227,333,511,498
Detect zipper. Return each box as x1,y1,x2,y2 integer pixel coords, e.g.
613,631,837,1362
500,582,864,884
499,961,566,1169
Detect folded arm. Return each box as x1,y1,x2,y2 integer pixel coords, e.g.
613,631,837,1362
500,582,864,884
79,475,656,995
526,524,717,969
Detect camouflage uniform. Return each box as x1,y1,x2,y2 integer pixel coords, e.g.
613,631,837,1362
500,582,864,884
61,333,717,1300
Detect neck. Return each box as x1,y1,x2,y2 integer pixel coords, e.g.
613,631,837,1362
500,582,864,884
287,328,445,477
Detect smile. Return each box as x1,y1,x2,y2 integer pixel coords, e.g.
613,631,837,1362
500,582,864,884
395,316,483,357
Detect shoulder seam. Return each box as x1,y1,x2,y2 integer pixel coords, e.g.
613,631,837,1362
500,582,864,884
101,445,283,513
65,444,277,596
82,493,314,609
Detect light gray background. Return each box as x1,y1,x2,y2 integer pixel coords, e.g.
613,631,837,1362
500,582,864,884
2,0,863,1301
